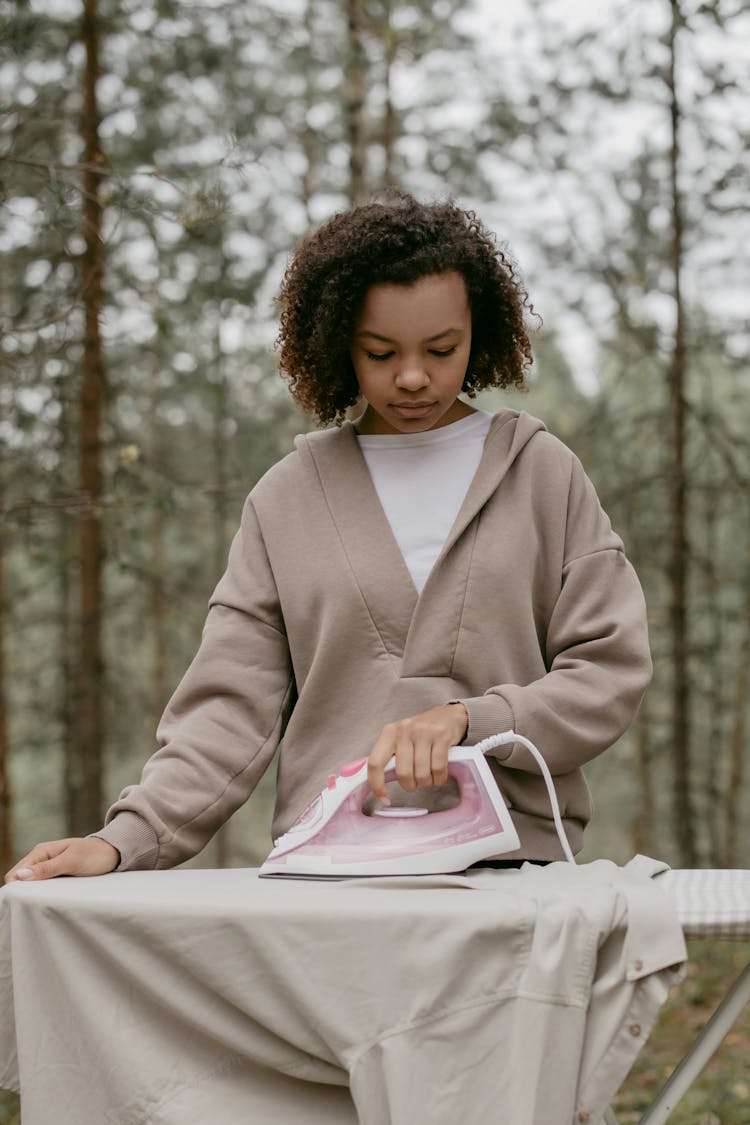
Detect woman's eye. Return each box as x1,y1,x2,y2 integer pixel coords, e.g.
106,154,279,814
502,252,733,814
363,346,457,361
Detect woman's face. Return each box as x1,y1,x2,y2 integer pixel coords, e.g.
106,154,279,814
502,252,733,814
350,271,474,436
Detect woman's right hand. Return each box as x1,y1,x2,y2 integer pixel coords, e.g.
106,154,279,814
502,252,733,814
4,837,120,883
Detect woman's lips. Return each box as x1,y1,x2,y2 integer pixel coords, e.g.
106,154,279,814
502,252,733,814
390,402,435,418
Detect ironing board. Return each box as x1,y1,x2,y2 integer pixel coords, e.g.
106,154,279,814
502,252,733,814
603,868,750,1125
0,865,747,1125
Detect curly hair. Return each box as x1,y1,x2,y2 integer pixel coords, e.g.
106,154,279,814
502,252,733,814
275,189,538,426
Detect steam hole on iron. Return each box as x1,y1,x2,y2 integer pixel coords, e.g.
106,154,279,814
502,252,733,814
362,776,460,816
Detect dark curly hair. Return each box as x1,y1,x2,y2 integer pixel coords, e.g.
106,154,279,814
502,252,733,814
275,189,538,426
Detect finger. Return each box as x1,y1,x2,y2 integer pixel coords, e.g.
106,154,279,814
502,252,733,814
5,857,33,882
367,728,396,799
445,701,468,745
17,848,79,881
431,741,451,787
4,867,30,884
5,840,71,883
426,706,464,786
413,733,434,788
6,862,52,883
395,730,416,791
20,858,69,881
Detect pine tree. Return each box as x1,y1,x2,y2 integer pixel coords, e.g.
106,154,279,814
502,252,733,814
74,0,107,832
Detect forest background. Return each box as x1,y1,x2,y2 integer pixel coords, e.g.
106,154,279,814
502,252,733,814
2,0,749,881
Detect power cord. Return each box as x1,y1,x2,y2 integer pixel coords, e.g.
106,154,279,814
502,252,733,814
474,732,577,864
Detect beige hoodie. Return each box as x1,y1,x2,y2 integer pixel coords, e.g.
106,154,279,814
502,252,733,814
95,411,652,869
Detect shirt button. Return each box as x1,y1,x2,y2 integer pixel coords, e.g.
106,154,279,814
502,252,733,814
633,959,644,971
578,1113,591,1123
629,1023,642,1037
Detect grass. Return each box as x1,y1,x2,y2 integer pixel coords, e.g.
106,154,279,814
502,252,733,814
611,939,750,1124
0,1095,17,1125
1,939,748,1124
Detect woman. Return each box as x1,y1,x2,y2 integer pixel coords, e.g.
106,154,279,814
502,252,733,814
4,189,651,881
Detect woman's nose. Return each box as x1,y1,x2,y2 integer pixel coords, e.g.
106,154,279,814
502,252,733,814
394,361,430,390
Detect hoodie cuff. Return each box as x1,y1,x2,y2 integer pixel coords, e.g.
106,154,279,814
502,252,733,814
89,812,160,871
457,694,516,752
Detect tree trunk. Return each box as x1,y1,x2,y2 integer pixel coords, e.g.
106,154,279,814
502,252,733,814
346,0,367,205
60,503,77,833
724,542,750,866
665,0,696,865
212,282,230,868
0,454,12,874
300,2,316,223
149,474,168,723
381,0,396,187
57,383,78,835
699,408,723,865
148,261,169,729
74,0,106,833
632,706,653,857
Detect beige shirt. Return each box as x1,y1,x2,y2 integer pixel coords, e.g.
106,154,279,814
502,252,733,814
95,410,652,871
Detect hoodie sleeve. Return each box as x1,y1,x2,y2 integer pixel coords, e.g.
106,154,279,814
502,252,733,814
92,496,295,870
459,454,652,775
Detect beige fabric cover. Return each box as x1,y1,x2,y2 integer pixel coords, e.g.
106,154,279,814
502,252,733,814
655,868,750,938
0,857,685,1125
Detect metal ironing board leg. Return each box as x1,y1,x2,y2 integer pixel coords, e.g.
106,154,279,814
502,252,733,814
635,958,750,1124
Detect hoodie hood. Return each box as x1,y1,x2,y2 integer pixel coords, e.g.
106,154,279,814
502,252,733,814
294,410,549,676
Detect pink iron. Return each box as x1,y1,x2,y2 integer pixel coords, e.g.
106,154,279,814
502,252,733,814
258,741,522,879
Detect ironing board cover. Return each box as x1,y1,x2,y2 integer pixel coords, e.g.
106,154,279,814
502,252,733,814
656,868,750,939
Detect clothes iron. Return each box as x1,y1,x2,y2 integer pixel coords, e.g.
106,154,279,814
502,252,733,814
259,731,575,878
259,737,525,879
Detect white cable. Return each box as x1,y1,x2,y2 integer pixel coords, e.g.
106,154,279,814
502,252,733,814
473,731,577,864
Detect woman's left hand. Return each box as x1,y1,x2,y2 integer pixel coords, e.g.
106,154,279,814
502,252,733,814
367,703,469,801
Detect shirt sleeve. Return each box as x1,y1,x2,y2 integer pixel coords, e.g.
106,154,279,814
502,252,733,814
92,496,295,870
457,454,652,775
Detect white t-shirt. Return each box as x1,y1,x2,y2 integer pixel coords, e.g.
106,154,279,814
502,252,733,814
357,410,493,593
